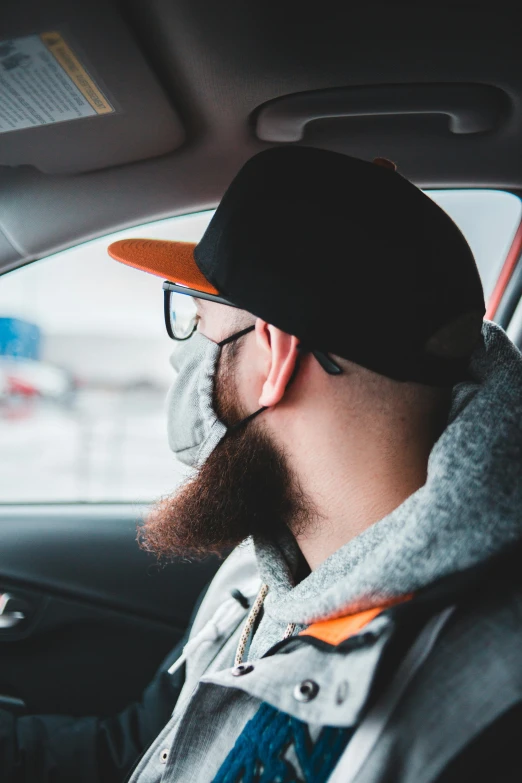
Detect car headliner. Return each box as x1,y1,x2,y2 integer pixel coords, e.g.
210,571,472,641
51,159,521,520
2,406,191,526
1,0,521,274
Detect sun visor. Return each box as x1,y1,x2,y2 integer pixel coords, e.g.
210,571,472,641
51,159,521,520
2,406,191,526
0,0,185,174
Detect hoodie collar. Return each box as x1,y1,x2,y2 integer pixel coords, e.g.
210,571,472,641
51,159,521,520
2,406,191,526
254,322,522,627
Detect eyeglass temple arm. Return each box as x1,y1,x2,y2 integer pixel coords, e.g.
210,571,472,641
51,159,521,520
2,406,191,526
298,343,342,375
164,285,342,374
312,350,343,375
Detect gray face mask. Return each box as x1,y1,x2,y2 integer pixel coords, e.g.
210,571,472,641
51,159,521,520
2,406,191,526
166,326,263,468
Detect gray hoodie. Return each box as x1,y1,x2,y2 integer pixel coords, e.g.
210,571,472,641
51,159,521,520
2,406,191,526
249,320,522,657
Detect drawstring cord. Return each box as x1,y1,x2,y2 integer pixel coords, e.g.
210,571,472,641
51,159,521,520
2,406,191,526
168,584,296,676
234,584,296,667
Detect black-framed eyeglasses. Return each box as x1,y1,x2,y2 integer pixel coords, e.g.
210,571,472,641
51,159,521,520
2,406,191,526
162,280,342,375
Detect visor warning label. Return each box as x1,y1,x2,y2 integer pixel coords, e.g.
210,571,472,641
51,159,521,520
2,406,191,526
0,32,115,134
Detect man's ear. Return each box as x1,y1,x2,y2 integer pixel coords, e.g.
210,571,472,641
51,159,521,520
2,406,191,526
255,320,300,407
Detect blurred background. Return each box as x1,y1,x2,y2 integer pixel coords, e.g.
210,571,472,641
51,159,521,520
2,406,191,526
0,193,520,503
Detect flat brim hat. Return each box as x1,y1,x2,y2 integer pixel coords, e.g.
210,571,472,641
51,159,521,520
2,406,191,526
108,146,485,386
107,238,220,296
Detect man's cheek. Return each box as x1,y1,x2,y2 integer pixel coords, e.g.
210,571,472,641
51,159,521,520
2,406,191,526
236,354,264,413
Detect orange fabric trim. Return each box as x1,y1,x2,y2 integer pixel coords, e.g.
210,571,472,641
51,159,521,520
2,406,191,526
301,608,384,645
299,595,412,646
107,239,219,296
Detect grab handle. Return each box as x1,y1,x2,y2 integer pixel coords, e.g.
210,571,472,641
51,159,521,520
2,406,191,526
256,84,509,142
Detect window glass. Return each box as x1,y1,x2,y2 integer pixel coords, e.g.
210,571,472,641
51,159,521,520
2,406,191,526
0,191,519,504
426,189,522,300
0,211,214,503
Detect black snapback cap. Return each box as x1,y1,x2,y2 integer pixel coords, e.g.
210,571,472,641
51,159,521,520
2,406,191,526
109,146,486,386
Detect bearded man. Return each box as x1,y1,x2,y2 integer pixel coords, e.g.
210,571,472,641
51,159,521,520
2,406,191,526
2,147,522,783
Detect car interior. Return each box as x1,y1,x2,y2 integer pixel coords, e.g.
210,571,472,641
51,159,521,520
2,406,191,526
1,0,522,722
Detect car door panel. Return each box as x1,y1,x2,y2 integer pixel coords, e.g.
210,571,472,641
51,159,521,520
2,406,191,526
0,505,221,716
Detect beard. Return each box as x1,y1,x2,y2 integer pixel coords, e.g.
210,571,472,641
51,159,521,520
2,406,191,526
138,338,314,560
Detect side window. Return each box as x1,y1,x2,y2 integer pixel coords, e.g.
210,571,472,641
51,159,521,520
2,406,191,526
426,189,522,301
0,212,213,503
0,192,519,504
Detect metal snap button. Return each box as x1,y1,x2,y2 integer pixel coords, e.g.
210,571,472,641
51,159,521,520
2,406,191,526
160,748,169,764
231,663,254,676
293,679,319,702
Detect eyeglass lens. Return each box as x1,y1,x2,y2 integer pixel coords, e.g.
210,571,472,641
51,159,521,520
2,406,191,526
169,292,198,339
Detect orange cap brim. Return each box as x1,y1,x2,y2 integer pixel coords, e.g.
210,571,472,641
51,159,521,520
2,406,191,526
107,239,219,296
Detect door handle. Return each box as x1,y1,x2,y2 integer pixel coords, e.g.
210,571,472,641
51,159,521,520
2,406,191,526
0,593,26,629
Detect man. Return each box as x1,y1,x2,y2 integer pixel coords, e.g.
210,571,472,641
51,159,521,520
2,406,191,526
108,146,522,782
2,146,522,781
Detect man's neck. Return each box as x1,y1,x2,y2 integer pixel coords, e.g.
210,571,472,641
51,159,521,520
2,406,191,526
289,425,435,571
